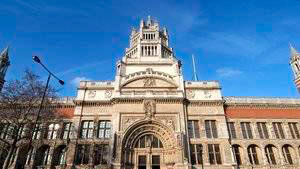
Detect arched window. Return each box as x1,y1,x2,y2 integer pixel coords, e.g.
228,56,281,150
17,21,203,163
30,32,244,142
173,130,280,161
135,134,163,148
52,145,67,166
282,145,293,165
34,145,50,167
265,145,276,165
232,145,242,165
247,145,259,165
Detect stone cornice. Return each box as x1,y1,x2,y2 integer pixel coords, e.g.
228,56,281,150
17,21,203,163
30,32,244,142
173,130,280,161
224,96,300,109
225,103,300,109
73,100,112,106
187,100,224,107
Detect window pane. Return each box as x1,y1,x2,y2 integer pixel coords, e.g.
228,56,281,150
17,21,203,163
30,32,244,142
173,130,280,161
99,121,106,128
205,121,212,138
246,123,253,139
188,121,194,138
262,123,269,139
194,121,200,138
105,129,110,138
212,121,218,138
257,123,263,139
228,122,236,139
140,136,145,148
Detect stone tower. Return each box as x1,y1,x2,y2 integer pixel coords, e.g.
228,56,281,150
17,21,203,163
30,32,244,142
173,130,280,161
0,47,10,91
290,44,300,92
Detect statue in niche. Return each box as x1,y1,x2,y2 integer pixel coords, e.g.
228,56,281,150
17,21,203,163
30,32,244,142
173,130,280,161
144,100,156,119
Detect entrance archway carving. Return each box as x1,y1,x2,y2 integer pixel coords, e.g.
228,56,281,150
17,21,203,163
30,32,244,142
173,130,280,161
121,120,181,169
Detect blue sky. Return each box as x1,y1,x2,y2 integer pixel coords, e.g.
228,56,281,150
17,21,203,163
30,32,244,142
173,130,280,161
0,0,300,97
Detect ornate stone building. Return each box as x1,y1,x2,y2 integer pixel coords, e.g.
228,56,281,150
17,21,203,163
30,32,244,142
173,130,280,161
1,17,300,169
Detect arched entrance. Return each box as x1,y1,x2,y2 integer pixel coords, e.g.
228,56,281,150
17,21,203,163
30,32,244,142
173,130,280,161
121,120,181,169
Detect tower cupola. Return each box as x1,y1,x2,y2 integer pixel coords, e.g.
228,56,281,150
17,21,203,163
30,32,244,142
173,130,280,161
124,16,173,60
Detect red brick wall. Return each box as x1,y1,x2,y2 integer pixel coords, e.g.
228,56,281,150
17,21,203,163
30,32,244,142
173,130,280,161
56,107,75,118
225,107,300,119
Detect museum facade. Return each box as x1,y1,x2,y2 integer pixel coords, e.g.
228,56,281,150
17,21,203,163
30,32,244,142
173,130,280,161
2,17,300,169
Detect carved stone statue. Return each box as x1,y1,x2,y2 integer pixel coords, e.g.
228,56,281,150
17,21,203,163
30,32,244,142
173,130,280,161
144,100,156,119
143,77,156,87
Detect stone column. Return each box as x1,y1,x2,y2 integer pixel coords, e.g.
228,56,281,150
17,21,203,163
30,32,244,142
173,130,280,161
66,142,76,168
28,147,36,168
202,144,209,166
46,146,55,166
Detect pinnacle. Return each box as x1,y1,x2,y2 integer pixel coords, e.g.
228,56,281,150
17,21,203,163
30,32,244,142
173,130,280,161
0,46,9,59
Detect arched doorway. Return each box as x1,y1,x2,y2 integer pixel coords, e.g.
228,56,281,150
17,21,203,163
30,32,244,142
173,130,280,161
134,134,163,169
121,120,181,169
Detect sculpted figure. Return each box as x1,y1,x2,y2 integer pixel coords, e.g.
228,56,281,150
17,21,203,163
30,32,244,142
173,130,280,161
144,100,155,118
144,77,156,87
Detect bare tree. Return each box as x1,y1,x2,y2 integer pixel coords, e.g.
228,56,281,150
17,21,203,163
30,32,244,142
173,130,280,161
0,69,61,169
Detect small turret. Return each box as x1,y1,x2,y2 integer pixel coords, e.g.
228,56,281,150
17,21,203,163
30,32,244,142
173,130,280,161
0,46,10,91
289,44,300,92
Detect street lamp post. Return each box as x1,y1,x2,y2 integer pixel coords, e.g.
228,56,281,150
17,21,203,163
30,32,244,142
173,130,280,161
24,56,64,168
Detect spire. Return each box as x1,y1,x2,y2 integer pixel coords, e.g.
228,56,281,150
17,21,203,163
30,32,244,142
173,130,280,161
192,54,198,81
0,46,9,59
147,15,151,25
290,43,299,59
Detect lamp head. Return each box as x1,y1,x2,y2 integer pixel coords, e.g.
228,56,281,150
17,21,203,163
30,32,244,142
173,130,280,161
32,56,41,63
59,80,65,85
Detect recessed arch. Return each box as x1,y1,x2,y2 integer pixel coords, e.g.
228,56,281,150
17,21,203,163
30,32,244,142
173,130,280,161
265,144,278,165
282,144,295,165
122,120,176,150
121,119,181,168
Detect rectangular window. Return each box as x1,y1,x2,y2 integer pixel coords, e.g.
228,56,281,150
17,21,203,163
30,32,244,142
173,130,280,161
241,122,253,139
288,122,300,139
81,121,94,139
205,120,218,138
188,120,200,138
0,123,10,139
62,122,72,140
75,144,90,165
17,124,25,139
33,123,42,140
272,122,285,139
190,144,203,165
208,144,222,165
47,123,59,139
228,122,237,139
257,122,269,139
94,144,109,165
98,121,111,138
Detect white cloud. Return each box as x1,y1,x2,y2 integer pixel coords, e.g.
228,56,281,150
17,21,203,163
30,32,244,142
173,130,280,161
192,32,270,58
71,76,91,87
216,68,243,78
